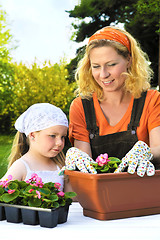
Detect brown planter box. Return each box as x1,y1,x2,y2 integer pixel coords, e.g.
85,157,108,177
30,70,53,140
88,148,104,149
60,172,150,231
65,170,160,220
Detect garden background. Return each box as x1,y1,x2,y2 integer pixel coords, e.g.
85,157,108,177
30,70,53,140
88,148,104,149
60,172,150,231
0,0,159,178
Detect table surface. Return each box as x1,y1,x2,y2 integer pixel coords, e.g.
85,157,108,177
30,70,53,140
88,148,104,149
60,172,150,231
0,202,160,240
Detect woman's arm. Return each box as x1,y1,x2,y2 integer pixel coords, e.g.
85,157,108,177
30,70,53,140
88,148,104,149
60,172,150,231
74,139,92,158
150,126,160,164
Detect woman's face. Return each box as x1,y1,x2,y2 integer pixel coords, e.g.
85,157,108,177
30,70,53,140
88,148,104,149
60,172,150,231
89,46,131,93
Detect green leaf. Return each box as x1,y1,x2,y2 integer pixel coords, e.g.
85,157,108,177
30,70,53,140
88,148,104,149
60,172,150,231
1,190,19,203
49,194,59,201
39,188,51,196
65,192,77,198
28,198,41,207
108,157,121,162
8,182,18,190
0,188,4,194
51,202,59,208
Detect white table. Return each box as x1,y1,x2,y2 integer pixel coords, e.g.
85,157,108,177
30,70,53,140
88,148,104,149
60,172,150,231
0,203,160,240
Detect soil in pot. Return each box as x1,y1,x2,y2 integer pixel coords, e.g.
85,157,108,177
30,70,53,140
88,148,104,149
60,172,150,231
38,208,59,228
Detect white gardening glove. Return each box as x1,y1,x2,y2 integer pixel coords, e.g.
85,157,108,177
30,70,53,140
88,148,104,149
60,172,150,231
114,141,155,177
59,147,97,175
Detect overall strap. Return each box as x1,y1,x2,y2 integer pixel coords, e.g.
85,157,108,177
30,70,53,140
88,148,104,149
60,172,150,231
81,98,99,139
128,91,147,131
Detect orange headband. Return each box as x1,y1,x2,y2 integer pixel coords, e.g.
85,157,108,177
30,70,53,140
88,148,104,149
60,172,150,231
88,27,131,53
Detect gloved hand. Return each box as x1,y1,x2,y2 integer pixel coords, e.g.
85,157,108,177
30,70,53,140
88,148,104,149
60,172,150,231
59,147,97,175
114,141,155,177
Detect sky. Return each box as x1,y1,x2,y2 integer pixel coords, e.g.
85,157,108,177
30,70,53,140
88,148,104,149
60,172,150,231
0,0,81,65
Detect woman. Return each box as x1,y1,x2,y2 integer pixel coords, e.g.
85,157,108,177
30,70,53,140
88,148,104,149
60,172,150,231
68,26,160,172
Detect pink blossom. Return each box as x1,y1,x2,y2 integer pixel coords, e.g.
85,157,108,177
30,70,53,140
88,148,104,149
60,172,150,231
0,175,13,188
57,191,65,197
30,173,38,181
0,181,7,187
8,189,15,194
28,189,34,193
54,182,61,190
6,175,12,181
38,183,44,188
35,190,41,199
36,177,42,185
96,153,110,166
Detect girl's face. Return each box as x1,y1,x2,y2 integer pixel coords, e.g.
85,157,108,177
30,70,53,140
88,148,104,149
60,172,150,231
31,125,68,158
89,46,131,94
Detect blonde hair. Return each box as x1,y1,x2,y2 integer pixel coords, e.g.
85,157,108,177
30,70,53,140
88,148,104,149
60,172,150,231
75,26,153,100
8,131,65,169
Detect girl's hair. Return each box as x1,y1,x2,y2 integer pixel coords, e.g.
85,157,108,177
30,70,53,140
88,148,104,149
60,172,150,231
75,26,153,100
8,131,65,169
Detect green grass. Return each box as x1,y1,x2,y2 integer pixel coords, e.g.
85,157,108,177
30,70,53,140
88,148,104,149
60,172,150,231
0,134,14,178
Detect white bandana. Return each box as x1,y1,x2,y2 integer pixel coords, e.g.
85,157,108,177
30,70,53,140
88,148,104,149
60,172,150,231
15,103,68,136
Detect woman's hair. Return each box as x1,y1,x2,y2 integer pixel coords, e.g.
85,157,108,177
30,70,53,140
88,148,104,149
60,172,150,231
75,26,153,100
8,131,65,169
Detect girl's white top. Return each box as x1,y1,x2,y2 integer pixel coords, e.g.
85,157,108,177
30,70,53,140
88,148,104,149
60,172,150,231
20,159,64,190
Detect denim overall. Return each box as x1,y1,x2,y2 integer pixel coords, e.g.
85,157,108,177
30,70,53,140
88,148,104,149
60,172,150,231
82,92,147,160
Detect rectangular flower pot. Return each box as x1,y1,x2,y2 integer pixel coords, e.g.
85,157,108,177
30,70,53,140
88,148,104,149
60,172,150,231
65,170,160,220
0,203,70,227
21,208,39,225
0,206,5,221
4,204,22,223
38,208,59,228
58,204,69,224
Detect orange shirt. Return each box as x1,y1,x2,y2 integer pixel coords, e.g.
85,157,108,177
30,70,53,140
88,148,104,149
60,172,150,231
69,90,160,146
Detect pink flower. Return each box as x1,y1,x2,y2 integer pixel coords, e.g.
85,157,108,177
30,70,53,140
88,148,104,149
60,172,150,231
28,189,34,193
0,181,7,188
36,177,42,185
96,153,110,166
54,182,61,190
6,175,12,181
57,191,65,197
30,173,38,181
8,189,15,194
35,190,41,199
0,175,13,188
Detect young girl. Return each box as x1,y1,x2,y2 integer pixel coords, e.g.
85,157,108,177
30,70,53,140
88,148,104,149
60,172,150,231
1,103,71,192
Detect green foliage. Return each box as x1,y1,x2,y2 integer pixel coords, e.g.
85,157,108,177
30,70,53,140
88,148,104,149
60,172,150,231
0,134,14,178
0,6,77,133
10,60,76,126
135,0,160,32
0,59,77,133
67,0,159,87
0,175,77,208
91,157,121,173
0,6,16,132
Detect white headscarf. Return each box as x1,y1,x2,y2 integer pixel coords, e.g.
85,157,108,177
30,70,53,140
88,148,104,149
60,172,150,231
15,103,68,136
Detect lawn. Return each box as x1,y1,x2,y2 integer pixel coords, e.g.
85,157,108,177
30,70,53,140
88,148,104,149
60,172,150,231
0,134,14,178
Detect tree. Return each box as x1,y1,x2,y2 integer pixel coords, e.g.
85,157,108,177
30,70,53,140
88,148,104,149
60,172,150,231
0,6,16,132
1,59,76,132
132,0,160,88
67,0,159,87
